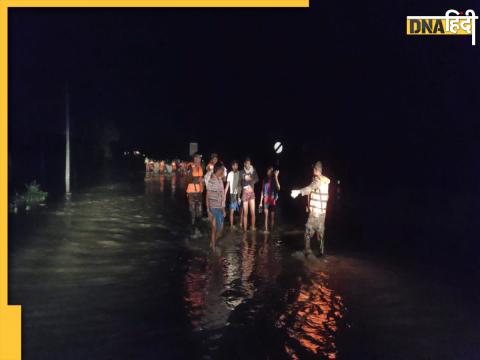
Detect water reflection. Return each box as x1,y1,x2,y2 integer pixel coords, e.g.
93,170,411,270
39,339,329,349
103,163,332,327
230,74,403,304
184,254,231,332
15,175,480,360
11,176,348,359
257,233,281,282
144,173,171,196
144,172,157,195
184,235,254,333
159,175,165,193
240,233,256,300
183,230,344,359
278,268,345,359
171,174,177,195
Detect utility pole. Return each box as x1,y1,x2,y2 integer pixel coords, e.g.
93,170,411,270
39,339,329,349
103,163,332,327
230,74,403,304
65,86,71,196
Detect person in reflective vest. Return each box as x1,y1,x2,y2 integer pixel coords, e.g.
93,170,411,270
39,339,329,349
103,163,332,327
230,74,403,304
186,153,204,227
291,161,330,256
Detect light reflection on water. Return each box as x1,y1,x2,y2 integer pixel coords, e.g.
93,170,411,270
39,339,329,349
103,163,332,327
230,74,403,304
183,233,261,332
11,175,480,359
278,270,345,359
183,226,346,358
11,175,348,359
144,174,347,358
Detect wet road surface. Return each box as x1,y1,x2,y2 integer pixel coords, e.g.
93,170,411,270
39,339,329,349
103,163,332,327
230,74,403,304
9,175,480,359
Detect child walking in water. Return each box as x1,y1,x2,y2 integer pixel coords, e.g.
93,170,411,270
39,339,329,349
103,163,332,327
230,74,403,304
259,166,280,233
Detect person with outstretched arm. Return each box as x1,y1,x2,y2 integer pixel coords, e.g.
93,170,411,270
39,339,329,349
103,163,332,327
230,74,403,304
291,161,330,256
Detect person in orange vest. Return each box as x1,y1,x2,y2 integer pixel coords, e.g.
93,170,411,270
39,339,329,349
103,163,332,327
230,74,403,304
291,161,330,256
159,160,166,173
186,153,204,228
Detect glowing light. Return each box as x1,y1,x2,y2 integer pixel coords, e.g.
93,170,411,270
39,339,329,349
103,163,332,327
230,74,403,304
274,141,283,154
277,271,344,359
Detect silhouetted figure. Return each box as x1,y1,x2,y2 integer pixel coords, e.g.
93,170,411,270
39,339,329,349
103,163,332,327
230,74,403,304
186,153,204,229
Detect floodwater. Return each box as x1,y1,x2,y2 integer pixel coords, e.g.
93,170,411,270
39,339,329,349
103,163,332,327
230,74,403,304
9,174,480,359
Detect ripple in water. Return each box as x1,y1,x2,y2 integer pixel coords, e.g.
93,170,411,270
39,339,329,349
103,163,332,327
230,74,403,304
277,271,345,359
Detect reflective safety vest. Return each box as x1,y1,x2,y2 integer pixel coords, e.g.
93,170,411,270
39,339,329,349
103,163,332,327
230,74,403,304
309,176,330,216
186,164,204,193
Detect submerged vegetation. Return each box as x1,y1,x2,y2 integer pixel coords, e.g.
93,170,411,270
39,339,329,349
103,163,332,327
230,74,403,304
10,181,48,212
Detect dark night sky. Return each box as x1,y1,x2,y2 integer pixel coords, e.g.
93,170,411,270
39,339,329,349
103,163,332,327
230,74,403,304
7,2,480,192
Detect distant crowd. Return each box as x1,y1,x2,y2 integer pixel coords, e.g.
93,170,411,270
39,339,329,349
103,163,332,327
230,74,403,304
144,158,188,175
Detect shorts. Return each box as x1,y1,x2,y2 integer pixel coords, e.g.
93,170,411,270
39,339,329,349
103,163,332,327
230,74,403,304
209,208,224,229
263,196,277,211
264,203,276,212
242,190,255,202
229,198,240,211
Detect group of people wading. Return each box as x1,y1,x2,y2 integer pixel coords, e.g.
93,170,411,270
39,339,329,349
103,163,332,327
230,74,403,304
185,153,330,256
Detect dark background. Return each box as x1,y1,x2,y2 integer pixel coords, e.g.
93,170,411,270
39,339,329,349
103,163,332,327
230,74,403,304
8,3,480,270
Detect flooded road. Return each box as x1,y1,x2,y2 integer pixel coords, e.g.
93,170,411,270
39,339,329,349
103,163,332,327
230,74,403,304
9,175,480,359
